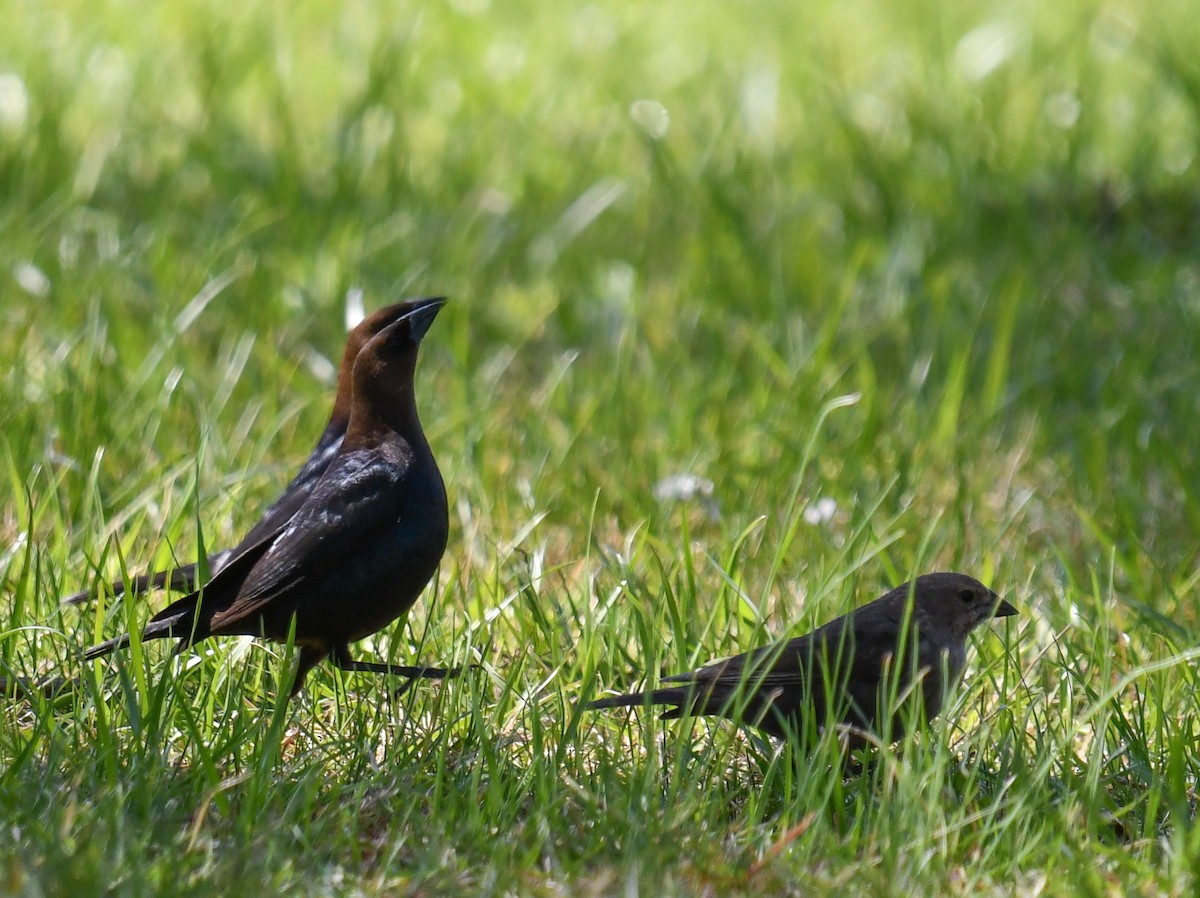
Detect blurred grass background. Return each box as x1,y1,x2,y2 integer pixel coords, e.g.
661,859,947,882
2,0,1200,894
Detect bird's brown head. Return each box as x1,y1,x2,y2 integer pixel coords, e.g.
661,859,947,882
331,297,446,425
907,571,1017,642
347,297,446,441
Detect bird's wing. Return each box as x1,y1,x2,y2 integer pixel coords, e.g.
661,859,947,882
235,428,343,549
204,451,405,632
738,605,924,725
667,608,906,691
663,628,827,689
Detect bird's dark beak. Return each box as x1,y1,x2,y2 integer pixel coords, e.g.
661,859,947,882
402,297,447,343
991,595,1018,618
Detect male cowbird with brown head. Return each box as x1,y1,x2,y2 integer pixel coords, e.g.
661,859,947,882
84,297,452,696
63,300,436,606
589,572,1016,745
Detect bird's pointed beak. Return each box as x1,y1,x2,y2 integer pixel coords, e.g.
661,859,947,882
402,296,447,343
992,595,1018,618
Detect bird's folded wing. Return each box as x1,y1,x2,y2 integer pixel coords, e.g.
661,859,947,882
236,432,343,549
206,454,405,630
664,612,904,690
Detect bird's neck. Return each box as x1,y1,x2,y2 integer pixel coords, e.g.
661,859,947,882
345,380,428,450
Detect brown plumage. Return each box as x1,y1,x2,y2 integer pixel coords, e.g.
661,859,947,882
589,572,1016,744
84,297,452,697
62,299,440,606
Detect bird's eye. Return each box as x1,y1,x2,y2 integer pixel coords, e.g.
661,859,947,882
958,588,976,603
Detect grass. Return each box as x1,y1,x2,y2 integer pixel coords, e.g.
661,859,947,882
2,0,1200,893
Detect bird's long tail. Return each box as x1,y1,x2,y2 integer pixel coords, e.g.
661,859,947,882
83,608,199,661
587,691,645,711
63,565,199,607
62,548,239,606
587,686,695,713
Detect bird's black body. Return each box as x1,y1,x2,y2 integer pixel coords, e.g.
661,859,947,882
590,572,1017,743
85,297,451,696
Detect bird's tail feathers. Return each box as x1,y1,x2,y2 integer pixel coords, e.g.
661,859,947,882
587,691,649,711
63,563,203,607
83,633,133,661
588,683,713,714
83,608,200,661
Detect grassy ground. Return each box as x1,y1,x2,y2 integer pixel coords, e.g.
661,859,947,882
2,0,1200,894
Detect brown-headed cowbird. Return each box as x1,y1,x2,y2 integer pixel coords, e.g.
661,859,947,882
84,297,451,696
62,299,440,606
589,572,1016,744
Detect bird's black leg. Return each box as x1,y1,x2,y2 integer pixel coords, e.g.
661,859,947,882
329,644,463,696
289,646,330,698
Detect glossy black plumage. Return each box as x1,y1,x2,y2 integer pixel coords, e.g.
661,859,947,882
84,297,451,696
589,572,1016,744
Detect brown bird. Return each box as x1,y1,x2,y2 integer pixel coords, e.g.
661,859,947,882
62,299,439,606
589,572,1016,744
84,297,452,696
